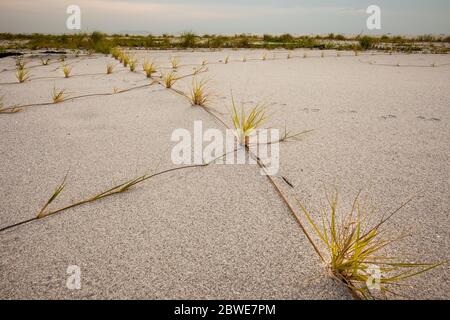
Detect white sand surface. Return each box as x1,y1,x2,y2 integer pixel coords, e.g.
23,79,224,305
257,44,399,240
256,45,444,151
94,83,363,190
0,49,449,299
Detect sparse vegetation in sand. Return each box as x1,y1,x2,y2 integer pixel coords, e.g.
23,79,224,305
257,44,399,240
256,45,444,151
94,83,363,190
231,97,267,146
52,87,68,103
188,78,211,107
162,71,178,88
62,64,72,78
16,67,31,83
143,60,158,78
170,56,180,69
106,62,115,74
129,58,137,72
297,191,445,299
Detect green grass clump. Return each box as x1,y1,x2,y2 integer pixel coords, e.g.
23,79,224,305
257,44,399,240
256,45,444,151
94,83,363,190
143,60,157,78
231,97,267,146
162,71,178,88
129,58,137,72
52,87,68,103
16,67,31,83
110,47,121,60
122,53,130,67
189,78,210,107
297,192,445,299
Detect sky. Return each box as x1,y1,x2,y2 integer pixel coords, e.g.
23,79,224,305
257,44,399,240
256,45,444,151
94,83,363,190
0,0,449,35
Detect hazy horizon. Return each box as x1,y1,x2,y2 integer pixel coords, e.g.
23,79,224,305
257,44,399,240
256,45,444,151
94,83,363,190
0,0,449,36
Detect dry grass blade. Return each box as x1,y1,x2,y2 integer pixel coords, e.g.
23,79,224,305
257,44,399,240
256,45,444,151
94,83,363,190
297,191,445,299
224,56,230,64
189,78,211,107
52,87,69,103
37,174,68,219
231,96,267,146
16,68,31,83
62,64,72,78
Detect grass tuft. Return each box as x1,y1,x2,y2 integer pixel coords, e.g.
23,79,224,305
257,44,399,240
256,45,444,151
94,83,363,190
143,60,157,77
189,78,210,107
106,62,115,74
122,53,130,67
52,87,68,103
62,64,72,78
16,68,31,83
162,71,178,88
297,191,445,299
170,56,180,69
231,97,267,146
129,58,137,72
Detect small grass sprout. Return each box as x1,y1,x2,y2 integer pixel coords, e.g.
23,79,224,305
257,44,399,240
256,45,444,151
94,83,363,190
170,56,180,69
62,64,72,78
16,68,31,83
231,97,267,146
52,87,68,104
297,191,445,299
189,78,210,107
106,62,115,74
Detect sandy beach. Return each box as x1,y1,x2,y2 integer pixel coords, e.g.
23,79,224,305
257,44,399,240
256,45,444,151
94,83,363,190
0,49,449,299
